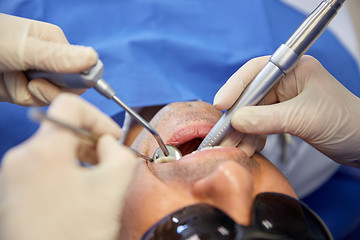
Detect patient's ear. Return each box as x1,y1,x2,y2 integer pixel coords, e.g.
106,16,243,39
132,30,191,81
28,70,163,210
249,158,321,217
124,105,165,146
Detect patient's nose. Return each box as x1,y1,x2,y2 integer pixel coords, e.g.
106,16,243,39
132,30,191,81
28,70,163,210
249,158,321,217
191,161,255,225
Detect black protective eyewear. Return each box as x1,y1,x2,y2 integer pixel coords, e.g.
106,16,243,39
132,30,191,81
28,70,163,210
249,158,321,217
141,192,332,240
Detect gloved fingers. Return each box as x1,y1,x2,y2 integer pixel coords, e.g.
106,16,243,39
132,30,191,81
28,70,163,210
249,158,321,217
34,94,122,164
236,134,264,157
28,78,86,105
0,125,80,173
257,84,280,106
219,130,266,157
76,139,99,165
2,71,47,106
219,131,244,147
28,19,69,44
0,144,34,183
213,56,270,111
230,101,296,136
94,134,137,190
0,73,11,102
0,72,83,106
45,93,122,138
257,68,303,106
97,135,137,168
62,88,87,96
28,78,60,104
229,56,329,136
259,55,318,106
257,135,267,152
23,36,98,73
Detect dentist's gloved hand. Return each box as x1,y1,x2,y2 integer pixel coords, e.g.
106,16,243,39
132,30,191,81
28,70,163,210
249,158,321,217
0,93,137,240
0,14,98,106
214,55,360,167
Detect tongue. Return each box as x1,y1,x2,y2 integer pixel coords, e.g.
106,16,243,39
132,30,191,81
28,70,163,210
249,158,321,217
177,138,203,156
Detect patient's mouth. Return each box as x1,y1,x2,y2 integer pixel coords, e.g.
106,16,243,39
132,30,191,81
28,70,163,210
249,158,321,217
177,138,203,156
164,124,212,158
153,137,205,164
151,124,243,165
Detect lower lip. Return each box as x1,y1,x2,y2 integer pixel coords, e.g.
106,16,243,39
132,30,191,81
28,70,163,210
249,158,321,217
179,147,244,161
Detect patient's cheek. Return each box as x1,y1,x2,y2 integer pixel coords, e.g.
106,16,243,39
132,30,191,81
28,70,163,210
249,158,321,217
255,155,298,199
118,165,196,239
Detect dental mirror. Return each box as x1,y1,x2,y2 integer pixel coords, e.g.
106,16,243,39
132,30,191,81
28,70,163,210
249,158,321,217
153,145,182,164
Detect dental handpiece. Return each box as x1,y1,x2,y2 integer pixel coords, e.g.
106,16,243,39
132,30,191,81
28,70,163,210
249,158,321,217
198,0,345,150
26,59,172,157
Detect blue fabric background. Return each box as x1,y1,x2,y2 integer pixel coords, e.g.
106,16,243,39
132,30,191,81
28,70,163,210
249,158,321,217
1,1,360,238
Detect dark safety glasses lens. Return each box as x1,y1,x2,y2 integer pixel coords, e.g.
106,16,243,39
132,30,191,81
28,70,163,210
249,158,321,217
141,192,333,240
141,204,239,240
250,192,333,240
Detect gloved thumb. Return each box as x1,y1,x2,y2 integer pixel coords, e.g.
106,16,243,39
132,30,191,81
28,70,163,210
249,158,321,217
213,56,270,111
23,37,98,72
230,101,295,136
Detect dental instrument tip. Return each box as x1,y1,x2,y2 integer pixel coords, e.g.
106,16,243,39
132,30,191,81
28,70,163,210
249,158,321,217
111,95,170,157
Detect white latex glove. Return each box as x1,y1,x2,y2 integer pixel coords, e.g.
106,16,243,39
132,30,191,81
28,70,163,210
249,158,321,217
214,55,360,167
217,128,266,158
0,14,98,106
0,93,137,240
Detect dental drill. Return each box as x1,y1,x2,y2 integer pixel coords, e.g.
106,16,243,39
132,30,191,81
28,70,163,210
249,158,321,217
26,60,182,162
198,0,346,150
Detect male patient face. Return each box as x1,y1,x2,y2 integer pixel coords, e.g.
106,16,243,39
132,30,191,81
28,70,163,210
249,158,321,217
119,101,296,239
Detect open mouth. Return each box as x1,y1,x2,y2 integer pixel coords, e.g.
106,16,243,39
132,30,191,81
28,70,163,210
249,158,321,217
150,122,243,165
148,107,224,163
152,138,205,164
176,138,203,156
162,124,214,160
150,124,211,164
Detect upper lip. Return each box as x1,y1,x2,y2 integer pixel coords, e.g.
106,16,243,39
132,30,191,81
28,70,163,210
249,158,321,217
167,124,211,145
151,120,216,158
167,123,213,151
